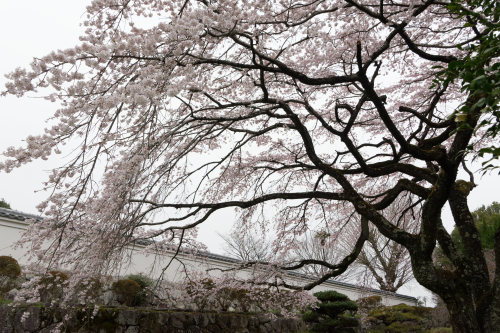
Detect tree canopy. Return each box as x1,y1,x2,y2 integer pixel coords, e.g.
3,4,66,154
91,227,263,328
0,199,11,210
1,1,499,332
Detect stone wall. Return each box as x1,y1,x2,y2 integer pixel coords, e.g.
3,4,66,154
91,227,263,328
0,305,303,333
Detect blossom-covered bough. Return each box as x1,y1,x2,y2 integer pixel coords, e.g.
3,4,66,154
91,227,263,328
1,0,499,331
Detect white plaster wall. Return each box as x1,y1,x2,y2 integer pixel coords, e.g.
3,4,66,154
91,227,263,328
0,218,29,263
0,216,417,306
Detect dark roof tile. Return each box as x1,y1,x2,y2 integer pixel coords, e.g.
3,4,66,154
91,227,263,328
0,207,41,222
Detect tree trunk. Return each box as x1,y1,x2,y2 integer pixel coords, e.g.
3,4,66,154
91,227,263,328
411,255,498,332
444,295,482,333
427,275,500,333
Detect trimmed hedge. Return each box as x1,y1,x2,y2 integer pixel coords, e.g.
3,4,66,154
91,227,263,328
0,256,21,279
112,278,142,306
367,303,432,333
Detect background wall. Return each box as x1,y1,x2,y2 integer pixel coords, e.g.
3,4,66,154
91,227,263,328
0,209,417,307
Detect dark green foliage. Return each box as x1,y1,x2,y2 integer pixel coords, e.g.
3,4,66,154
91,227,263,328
126,274,152,289
0,199,11,209
318,300,358,317
110,275,153,307
315,290,349,302
126,274,153,306
367,303,432,333
112,278,141,306
302,290,359,333
0,256,21,278
0,297,12,305
451,202,500,251
433,0,500,171
357,295,382,310
470,202,500,249
0,256,21,299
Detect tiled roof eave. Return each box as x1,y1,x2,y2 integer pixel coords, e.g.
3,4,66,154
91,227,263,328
0,207,41,222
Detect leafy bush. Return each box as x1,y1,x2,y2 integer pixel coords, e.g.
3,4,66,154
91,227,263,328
216,286,250,311
126,274,152,289
302,290,359,333
0,256,21,279
125,274,153,306
367,303,432,333
357,295,382,310
112,278,141,306
0,256,21,297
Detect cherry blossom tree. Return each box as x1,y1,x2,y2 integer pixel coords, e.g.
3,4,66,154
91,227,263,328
1,0,499,332
353,196,416,292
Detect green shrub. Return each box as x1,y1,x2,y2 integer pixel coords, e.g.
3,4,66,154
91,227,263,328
303,290,359,333
0,256,21,278
0,256,22,297
367,303,432,333
126,274,152,289
357,295,382,310
112,278,141,306
126,274,153,306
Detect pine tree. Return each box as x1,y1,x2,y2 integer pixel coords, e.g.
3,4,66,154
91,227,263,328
303,290,359,333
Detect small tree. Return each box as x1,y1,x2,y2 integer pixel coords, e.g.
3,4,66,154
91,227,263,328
303,290,359,333
0,199,11,209
220,220,272,262
356,229,413,293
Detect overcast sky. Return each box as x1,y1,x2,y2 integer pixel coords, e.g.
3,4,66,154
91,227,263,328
0,0,236,255
1,1,498,304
